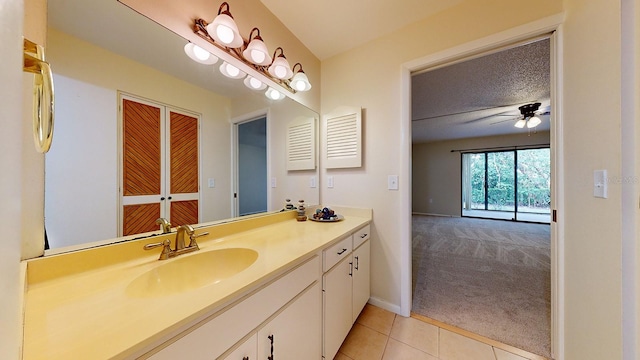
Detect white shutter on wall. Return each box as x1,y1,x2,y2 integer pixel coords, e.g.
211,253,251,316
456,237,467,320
323,106,362,169
286,117,316,171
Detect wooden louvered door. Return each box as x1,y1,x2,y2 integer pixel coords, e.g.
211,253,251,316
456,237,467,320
166,111,199,227
120,96,199,236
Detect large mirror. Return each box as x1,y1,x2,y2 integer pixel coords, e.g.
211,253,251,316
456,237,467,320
44,0,319,252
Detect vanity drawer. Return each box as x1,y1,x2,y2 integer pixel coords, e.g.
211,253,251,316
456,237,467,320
323,236,352,272
353,224,370,249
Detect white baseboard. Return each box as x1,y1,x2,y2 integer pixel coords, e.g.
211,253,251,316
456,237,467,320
367,296,403,316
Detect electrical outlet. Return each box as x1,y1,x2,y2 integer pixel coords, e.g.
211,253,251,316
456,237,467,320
271,177,277,188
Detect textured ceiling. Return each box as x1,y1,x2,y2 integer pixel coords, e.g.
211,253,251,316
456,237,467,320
411,38,551,143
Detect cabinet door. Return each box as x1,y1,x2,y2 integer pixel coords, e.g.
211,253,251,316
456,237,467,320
221,334,257,360
323,256,353,360
352,240,370,321
258,282,322,360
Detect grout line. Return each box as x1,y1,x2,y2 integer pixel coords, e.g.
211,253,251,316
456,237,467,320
411,312,549,360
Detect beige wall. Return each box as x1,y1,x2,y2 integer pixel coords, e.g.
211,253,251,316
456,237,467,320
562,0,623,358
413,132,550,216
321,0,563,313
322,0,631,358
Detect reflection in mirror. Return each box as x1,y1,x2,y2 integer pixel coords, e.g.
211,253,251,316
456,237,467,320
44,0,319,252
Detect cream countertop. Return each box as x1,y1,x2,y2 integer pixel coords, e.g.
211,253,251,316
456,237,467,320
22,209,371,359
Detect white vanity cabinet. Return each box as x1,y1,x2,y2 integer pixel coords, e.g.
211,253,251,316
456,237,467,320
221,334,256,360
257,282,322,360
146,256,320,360
322,224,371,360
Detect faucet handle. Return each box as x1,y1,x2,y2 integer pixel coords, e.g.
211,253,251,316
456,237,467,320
144,239,172,260
188,231,210,248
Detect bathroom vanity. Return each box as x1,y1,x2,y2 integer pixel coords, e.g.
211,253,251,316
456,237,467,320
21,208,371,359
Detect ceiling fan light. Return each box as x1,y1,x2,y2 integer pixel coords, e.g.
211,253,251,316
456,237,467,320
243,75,267,90
527,116,542,128
184,43,218,65
219,61,246,79
514,119,527,128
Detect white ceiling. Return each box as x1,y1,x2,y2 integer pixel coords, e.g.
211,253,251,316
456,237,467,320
259,0,465,60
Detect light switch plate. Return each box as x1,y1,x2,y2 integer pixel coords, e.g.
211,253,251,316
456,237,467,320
388,175,399,190
594,170,607,198
327,176,334,188
310,176,316,188
271,177,277,188
208,178,215,188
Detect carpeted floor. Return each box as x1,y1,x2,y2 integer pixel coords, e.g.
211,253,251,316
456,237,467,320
412,215,551,358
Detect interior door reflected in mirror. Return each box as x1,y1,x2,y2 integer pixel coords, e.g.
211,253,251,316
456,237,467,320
43,0,319,253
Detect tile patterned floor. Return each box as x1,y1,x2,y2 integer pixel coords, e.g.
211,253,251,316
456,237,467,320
335,304,548,360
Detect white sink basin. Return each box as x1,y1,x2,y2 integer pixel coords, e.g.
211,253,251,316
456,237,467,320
126,248,258,297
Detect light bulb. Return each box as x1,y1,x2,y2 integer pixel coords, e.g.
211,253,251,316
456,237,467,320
225,63,240,77
216,25,235,44
249,77,262,89
192,45,210,61
251,50,266,64
269,89,281,100
275,66,287,79
527,116,542,128
514,119,527,128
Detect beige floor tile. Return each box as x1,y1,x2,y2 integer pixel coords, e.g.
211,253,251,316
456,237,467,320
494,347,531,360
439,329,496,360
356,303,396,335
334,352,354,360
382,338,438,360
339,323,388,360
390,315,439,357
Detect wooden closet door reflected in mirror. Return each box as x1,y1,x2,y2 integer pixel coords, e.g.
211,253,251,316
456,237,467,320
121,96,199,236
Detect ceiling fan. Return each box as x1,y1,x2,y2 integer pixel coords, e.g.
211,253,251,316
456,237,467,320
485,102,551,128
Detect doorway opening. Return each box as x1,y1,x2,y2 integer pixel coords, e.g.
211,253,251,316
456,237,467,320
410,35,554,358
234,116,268,217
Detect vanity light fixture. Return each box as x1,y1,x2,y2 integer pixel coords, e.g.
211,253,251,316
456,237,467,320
205,2,243,48
268,47,293,80
265,87,285,100
189,2,312,95
243,28,272,66
184,42,219,65
244,75,267,90
219,61,246,79
290,63,312,91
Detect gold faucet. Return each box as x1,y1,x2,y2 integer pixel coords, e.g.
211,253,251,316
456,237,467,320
144,224,209,260
155,217,172,234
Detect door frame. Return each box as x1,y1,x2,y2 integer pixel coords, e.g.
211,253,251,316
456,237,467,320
400,14,565,359
231,108,270,217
